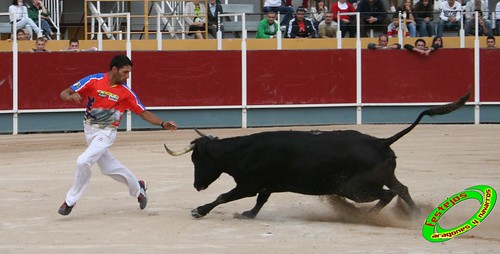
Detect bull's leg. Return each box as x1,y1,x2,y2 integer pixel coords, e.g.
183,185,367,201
239,190,271,219
368,189,397,213
387,178,421,216
192,187,255,218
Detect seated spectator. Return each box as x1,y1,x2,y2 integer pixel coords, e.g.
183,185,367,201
9,0,42,40
318,12,338,38
404,38,438,56
63,38,97,52
465,11,491,36
184,0,207,39
396,0,416,37
387,14,409,38
207,0,223,39
285,0,309,9
413,0,435,37
464,0,492,36
28,0,54,39
437,0,462,37
32,37,47,52
367,34,401,49
357,0,390,38
432,36,444,48
8,28,29,41
486,35,496,48
286,7,317,38
331,0,357,38
310,0,328,28
256,11,279,38
264,0,294,27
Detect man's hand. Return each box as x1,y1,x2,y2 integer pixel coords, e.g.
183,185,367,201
161,121,177,131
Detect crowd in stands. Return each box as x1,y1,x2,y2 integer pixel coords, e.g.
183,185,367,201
8,0,55,40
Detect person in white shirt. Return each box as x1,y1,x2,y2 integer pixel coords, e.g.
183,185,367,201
437,0,462,37
8,0,42,40
464,0,492,36
495,1,500,35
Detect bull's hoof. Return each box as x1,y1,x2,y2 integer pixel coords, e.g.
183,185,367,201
233,211,256,219
191,208,206,218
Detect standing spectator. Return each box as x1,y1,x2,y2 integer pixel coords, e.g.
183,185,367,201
207,0,223,38
413,0,435,37
331,0,357,38
285,0,309,9
357,0,390,37
256,11,279,38
57,54,177,216
32,37,47,52
465,11,491,36
264,0,294,27
404,38,438,56
396,0,417,37
367,34,401,49
9,0,42,40
28,0,54,39
432,36,444,48
310,0,328,28
286,7,318,38
437,0,462,37
184,0,207,39
464,0,491,36
486,35,495,48
387,14,410,37
318,12,338,38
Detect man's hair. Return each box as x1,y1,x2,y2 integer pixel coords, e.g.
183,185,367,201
487,36,495,41
110,54,133,70
16,29,25,35
36,37,45,43
69,38,79,44
415,38,426,46
378,34,389,41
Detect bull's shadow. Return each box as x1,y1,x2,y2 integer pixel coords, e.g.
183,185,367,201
164,91,470,222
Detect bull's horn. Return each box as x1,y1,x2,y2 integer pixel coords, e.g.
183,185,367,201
164,143,195,156
194,129,207,137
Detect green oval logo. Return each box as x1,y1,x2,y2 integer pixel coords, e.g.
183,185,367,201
422,185,496,242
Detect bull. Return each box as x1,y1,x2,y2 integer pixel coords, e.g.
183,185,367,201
165,92,470,219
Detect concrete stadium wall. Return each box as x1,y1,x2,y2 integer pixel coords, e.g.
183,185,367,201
0,48,499,133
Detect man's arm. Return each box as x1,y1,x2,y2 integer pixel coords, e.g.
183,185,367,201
60,87,82,103
139,110,177,131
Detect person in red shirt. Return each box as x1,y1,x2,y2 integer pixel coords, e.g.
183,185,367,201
331,0,357,38
57,54,177,216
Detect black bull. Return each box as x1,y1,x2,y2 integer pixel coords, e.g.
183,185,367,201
165,92,470,219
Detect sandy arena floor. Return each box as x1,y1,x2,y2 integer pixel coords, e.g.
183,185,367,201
0,124,499,253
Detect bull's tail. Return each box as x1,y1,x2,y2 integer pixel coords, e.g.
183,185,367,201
383,90,470,146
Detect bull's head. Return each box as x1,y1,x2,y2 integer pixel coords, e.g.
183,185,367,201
164,129,222,191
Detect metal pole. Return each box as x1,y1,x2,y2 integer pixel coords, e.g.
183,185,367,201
126,13,132,131
474,11,480,124
241,13,248,128
13,18,18,135
356,12,362,125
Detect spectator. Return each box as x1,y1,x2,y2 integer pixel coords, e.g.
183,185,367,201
286,7,317,38
310,0,328,28
464,0,491,36
8,28,29,41
404,38,438,56
432,36,444,48
207,0,223,38
367,34,401,49
331,0,357,38
64,38,97,52
32,37,47,52
285,0,309,9
263,0,294,27
184,0,207,39
256,11,279,38
389,0,399,12
357,0,390,37
396,0,417,37
387,14,410,37
437,0,462,37
9,0,42,40
486,35,496,48
465,11,491,36
413,0,435,37
318,12,338,38
28,0,54,39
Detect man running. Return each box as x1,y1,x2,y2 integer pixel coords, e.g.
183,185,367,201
58,54,177,216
